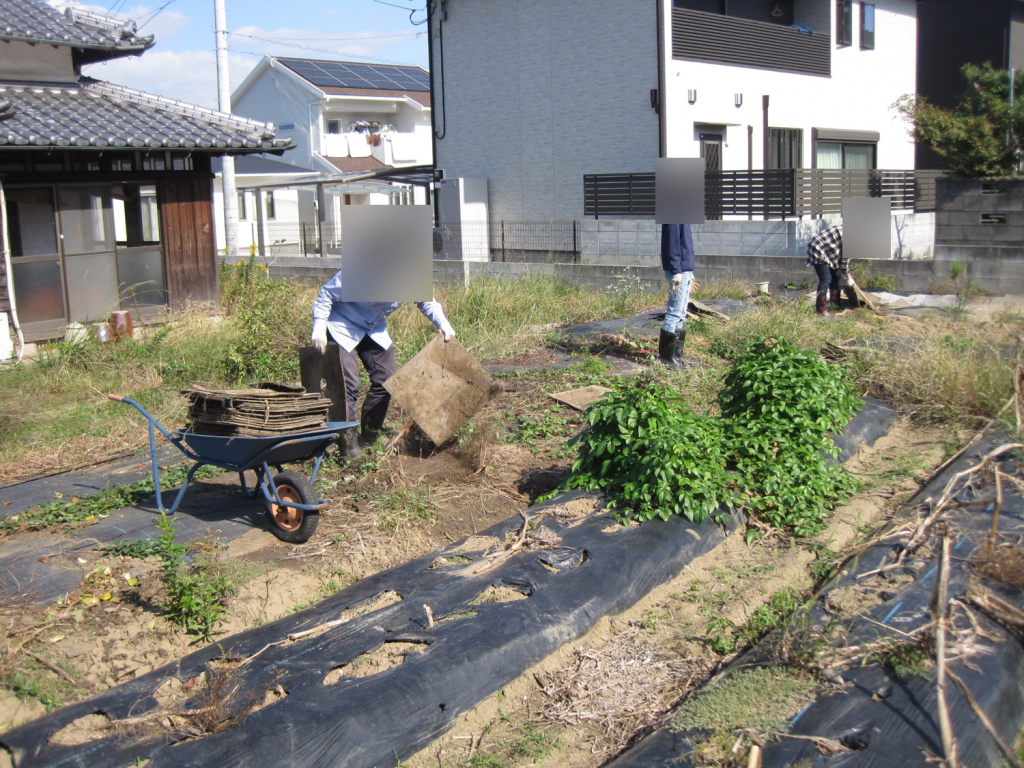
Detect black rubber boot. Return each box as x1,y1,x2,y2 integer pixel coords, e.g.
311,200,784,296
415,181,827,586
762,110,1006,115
360,403,389,446
673,330,700,368
815,294,830,316
338,428,363,461
659,329,698,369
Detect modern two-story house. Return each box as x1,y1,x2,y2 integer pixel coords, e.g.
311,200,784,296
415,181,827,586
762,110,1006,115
429,0,916,223
212,56,434,257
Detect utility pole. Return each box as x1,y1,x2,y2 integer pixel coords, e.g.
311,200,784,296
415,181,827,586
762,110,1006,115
215,0,238,259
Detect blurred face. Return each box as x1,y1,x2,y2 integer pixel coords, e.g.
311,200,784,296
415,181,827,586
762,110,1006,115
340,205,434,302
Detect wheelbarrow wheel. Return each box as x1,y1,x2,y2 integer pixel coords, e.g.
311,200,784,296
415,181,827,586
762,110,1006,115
264,470,319,543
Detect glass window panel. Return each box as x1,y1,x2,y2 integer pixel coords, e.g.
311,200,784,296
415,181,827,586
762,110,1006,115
59,186,113,254
11,259,64,324
117,248,166,308
140,185,160,243
65,253,118,322
112,196,128,244
816,142,842,170
844,144,874,169
6,187,58,256
860,3,875,49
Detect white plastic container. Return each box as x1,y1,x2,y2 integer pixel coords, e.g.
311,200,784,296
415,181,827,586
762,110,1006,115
0,312,11,361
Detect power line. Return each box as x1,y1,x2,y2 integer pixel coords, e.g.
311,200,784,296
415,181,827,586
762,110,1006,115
136,0,176,31
229,31,420,44
226,44,421,67
370,0,428,26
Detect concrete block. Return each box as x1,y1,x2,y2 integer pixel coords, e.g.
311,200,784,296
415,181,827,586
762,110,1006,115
616,219,639,231
720,232,742,246
720,221,748,233
637,230,657,244
698,233,721,248
935,226,964,243
697,220,721,232
637,241,659,258
763,221,788,234
598,219,618,232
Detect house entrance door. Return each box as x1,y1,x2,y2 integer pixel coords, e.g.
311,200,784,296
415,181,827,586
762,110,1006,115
700,133,723,221
5,187,66,334
57,185,118,323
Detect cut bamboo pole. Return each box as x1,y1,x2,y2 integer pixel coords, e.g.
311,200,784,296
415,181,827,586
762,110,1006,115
933,532,956,767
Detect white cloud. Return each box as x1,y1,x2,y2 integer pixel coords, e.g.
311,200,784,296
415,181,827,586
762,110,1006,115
83,50,258,110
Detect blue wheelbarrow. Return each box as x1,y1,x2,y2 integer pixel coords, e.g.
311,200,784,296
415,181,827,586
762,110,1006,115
108,394,358,543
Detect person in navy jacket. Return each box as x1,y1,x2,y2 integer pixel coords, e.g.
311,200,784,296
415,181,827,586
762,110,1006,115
659,223,698,368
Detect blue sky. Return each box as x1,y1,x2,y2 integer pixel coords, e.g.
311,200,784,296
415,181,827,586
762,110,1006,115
63,0,429,108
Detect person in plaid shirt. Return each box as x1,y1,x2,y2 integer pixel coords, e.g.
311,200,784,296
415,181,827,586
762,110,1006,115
806,225,854,315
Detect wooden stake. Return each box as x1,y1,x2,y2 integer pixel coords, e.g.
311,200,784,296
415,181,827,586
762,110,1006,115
987,466,1003,557
933,533,957,767
1014,347,1022,435
948,670,1024,768
424,604,435,629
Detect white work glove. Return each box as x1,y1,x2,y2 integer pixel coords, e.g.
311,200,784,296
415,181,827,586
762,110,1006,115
440,323,455,342
670,273,683,292
311,321,328,355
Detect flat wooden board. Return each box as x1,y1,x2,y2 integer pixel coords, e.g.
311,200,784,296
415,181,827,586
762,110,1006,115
550,385,612,411
383,335,498,445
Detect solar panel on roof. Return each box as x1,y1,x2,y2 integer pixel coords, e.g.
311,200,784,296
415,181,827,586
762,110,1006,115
279,59,430,91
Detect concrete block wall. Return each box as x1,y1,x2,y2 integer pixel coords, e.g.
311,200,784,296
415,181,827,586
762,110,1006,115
934,179,1024,293
243,254,1024,297
577,212,935,267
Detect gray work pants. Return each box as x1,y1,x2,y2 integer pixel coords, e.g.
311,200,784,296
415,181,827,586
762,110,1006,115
330,332,397,437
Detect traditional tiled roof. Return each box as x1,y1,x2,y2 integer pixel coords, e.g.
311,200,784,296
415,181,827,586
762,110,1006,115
0,79,293,152
0,0,153,58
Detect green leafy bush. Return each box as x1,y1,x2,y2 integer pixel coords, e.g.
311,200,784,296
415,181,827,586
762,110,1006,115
721,339,861,536
551,338,861,536
560,381,728,524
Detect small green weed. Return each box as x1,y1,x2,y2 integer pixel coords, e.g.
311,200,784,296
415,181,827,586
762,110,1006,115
99,539,161,559
369,488,437,533
639,608,667,632
705,588,804,655
7,672,62,713
2,464,220,535
509,407,577,450
155,513,232,641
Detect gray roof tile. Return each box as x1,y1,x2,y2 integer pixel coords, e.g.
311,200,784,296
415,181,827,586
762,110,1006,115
0,79,293,153
0,0,153,52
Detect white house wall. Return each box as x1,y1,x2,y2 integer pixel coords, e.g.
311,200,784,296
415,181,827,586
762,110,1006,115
432,0,660,222
664,0,917,170
233,66,316,171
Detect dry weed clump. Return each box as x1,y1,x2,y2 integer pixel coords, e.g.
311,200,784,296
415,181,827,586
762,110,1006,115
537,629,714,752
972,544,1024,589
858,341,1014,423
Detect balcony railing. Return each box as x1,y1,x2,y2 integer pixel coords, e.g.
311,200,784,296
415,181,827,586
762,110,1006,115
672,8,831,77
584,170,946,219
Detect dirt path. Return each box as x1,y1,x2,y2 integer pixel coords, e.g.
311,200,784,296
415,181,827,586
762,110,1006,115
402,420,952,768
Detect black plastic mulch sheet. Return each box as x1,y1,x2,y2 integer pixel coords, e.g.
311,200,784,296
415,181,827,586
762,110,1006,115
0,400,892,768
0,491,737,768
608,432,1024,768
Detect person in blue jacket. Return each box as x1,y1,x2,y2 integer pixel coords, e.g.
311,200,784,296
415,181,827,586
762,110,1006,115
659,223,698,368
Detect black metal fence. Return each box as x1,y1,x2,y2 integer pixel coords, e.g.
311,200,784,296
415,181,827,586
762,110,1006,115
584,169,945,219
